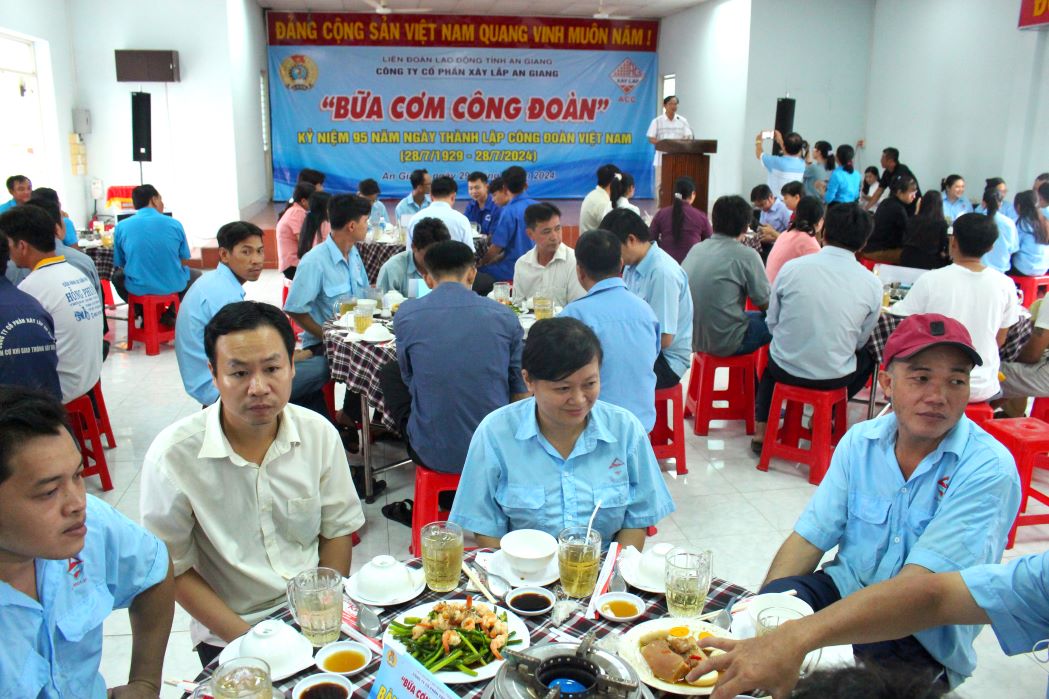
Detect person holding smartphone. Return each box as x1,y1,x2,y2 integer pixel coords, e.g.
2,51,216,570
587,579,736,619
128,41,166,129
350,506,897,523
755,129,805,196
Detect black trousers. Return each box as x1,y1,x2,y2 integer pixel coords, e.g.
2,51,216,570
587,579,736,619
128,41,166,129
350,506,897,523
755,351,873,422
377,359,425,465
195,642,223,668
654,352,681,389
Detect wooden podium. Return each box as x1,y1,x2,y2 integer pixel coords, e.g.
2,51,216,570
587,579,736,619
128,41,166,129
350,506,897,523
656,139,718,212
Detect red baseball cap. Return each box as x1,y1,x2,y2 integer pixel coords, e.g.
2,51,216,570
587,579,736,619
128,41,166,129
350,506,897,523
882,313,983,368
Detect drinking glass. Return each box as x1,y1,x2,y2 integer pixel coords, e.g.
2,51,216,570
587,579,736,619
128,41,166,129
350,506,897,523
333,295,356,320
533,296,554,320
287,567,343,646
755,607,822,674
664,547,712,618
192,657,272,699
420,521,464,592
471,222,481,235
354,307,373,333
557,526,601,598
493,282,511,305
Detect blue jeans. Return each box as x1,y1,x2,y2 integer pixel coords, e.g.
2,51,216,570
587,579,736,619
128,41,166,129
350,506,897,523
732,311,772,356
290,353,330,418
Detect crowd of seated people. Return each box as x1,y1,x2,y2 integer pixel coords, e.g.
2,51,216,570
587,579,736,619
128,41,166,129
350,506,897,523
3,151,1049,699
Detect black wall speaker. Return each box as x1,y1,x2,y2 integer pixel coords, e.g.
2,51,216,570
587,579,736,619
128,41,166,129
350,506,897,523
131,92,152,162
772,97,796,156
115,50,180,82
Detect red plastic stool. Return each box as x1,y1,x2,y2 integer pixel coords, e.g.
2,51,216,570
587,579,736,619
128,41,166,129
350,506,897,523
964,402,994,428
756,345,769,380
90,380,116,448
684,352,756,436
1031,397,1049,421
410,465,462,556
322,380,337,422
649,384,687,475
758,384,848,485
64,393,114,491
858,257,877,271
283,278,304,337
127,293,179,355
982,418,1049,548
100,278,116,307
1008,274,1049,308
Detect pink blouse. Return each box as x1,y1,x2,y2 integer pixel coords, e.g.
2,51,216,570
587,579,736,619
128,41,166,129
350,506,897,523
765,229,821,284
276,203,308,272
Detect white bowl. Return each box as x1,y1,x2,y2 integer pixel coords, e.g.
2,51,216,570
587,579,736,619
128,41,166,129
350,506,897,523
595,591,645,623
638,542,674,587
505,586,556,617
744,592,814,628
292,672,354,699
356,555,418,600
315,641,372,677
500,529,558,576
223,620,315,680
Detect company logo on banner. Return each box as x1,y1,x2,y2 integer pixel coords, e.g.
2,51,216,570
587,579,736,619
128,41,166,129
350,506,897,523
267,12,659,201
1019,0,1049,28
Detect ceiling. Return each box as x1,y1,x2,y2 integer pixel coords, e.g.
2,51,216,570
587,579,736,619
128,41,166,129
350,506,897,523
254,0,706,20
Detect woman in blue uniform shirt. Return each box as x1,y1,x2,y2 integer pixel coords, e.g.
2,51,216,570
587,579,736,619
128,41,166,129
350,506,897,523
449,317,674,552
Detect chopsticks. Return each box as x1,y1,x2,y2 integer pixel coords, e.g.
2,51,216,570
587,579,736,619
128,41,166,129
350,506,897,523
585,542,621,620
461,561,497,604
164,679,200,693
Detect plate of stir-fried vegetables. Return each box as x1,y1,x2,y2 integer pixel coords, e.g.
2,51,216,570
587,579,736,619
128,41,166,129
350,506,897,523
383,596,530,683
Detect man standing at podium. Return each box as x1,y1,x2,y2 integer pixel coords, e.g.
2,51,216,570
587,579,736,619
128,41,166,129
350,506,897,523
647,96,693,198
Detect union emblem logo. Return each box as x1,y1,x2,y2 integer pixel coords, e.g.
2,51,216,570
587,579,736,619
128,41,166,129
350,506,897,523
279,54,319,91
610,58,644,95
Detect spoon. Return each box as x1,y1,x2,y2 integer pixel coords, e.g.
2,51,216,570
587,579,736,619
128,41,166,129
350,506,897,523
352,599,382,637
607,559,627,593
476,565,513,600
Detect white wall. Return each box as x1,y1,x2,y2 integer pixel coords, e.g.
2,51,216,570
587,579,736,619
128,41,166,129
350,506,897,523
742,0,874,192
658,0,752,206
226,0,270,221
0,0,83,224
866,0,1049,197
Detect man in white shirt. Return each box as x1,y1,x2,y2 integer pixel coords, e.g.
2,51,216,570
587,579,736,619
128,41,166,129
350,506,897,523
512,203,586,306
407,175,473,246
141,301,364,666
1,206,103,402
579,164,621,233
889,213,1020,402
647,95,693,196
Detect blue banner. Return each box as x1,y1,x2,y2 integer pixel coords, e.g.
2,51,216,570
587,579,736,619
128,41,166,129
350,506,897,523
268,45,657,201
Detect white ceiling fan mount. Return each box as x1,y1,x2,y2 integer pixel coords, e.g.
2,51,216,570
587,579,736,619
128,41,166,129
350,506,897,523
361,0,433,14
593,0,631,20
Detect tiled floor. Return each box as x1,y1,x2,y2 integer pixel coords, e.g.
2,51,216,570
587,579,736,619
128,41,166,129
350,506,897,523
93,270,1049,697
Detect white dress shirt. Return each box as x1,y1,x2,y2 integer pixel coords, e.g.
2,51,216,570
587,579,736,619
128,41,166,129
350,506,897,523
512,243,586,306
646,113,693,165
140,403,365,646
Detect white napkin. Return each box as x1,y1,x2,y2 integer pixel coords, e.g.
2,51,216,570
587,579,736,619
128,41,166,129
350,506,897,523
585,542,620,620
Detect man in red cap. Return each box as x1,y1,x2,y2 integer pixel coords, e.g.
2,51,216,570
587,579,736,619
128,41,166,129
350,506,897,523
756,313,1020,691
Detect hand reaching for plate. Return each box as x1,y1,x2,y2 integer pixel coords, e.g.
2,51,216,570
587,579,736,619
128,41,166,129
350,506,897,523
688,631,808,699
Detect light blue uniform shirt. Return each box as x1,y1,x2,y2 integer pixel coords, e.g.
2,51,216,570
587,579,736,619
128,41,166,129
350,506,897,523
824,168,862,204
794,413,1020,687
175,263,245,405
394,194,431,221
561,277,660,431
962,552,1049,697
376,249,422,298
0,496,168,699
760,198,792,233
0,198,15,213
1012,217,1049,276
112,207,190,295
369,200,389,227
768,246,881,380
449,398,674,548
284,235,369,347
976,200,1018,221
760,154,805,195
943,195,974,221
981,212,1020,273
407,200,473,246
62,218,78,246
623,243,693,377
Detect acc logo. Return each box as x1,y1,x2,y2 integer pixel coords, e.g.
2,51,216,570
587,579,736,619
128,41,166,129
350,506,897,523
67,557,84,580
937,476,950,498
279,54,319,91
610,58,644,95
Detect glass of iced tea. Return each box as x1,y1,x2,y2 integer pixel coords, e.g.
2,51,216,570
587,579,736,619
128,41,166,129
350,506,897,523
353,307,373,333
193,657,272,699
557,526,602,598
420,521,464,593
287,567,343,646
333,296,356,320
664,547,712,618
533,296,554,320
493,282,512,305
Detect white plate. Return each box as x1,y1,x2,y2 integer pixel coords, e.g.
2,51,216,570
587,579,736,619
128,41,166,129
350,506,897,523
217,628,315,681
620,618,735,696
344,570,426,608
484,549,559,588
382,599,530,684
618,551,665,594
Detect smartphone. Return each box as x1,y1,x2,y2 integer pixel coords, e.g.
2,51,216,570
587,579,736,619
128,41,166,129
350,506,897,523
761,130,774,140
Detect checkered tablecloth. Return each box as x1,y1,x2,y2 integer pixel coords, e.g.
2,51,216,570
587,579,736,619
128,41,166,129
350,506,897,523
193,549,751,698
323,321,398,430
865,311,1033,366
84,246,115,280
357,237,490,285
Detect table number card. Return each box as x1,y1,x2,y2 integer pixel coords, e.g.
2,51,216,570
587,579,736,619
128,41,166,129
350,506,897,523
368,646,458,699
